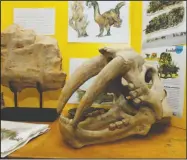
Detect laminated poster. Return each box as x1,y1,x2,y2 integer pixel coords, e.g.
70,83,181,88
68,1,130,43
142,1,186,48
142,46,186,117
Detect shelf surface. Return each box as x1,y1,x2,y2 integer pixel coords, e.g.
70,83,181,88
8,120,186,159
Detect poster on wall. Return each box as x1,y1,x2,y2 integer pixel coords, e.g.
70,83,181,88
141,45,186,117
14,8,55,35
68,58,114,105
142,1,186,49
68,1,130,43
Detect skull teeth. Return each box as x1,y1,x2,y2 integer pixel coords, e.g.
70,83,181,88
108,119,129,131
109,123,116,131
87,109,106,117
122,119,129,126
116,121,123,129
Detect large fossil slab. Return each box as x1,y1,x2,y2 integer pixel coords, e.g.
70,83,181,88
1,24,66,92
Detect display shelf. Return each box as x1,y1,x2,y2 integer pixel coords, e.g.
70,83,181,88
8,120,186,159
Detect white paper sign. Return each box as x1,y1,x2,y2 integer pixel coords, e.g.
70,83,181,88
14,8,55,35
142,1,186,49
1,121,49,158
142,46,186,117
68,1,130,43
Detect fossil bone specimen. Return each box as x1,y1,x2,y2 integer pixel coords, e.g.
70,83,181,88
57,47,172,148
1,24,66,92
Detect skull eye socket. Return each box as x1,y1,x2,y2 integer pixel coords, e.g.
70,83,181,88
145,68,154,83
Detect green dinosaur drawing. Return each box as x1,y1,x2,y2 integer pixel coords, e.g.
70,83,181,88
157,52,179,79
86,1,125,37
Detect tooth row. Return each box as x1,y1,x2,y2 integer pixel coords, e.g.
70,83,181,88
108,119,129,131
87,109,105,117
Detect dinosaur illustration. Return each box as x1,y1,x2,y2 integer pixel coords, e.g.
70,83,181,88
158,63,179,78
159,52,172,65
69,1,89,37
86,1,125,37
157,52,179,78
151,53,157,58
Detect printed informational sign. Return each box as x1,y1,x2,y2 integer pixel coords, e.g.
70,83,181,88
14,8,55,35
142,1,186,48
142,46,186,117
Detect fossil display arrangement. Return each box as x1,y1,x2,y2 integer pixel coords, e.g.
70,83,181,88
57,47,172,148
1,24,66,121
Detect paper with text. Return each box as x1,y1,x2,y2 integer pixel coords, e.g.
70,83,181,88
142,46,186,117
14,8,55,35
142,1,186,48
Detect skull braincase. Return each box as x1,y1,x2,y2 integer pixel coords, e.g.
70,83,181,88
57,47,172,148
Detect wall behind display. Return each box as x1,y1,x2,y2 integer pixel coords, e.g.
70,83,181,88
1,1,142,108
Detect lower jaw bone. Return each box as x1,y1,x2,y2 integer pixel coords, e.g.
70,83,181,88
59,107,156,148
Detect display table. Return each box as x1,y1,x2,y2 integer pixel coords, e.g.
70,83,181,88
8,120,186,159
